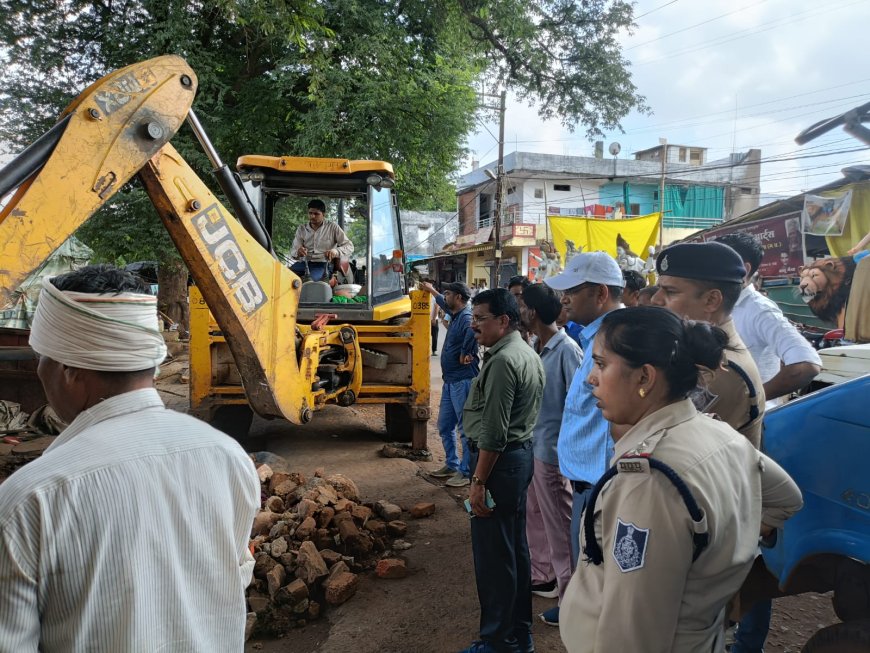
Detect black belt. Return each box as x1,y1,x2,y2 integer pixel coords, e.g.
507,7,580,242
571,480,592,493
467,440,531,453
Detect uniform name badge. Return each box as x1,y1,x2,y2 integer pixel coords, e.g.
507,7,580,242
612,518,649,573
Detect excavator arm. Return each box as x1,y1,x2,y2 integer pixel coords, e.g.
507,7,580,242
0,55,339,425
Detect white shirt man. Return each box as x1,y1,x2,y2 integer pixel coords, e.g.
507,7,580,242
732,284,822,407
0,266,259,652
717,233,821,408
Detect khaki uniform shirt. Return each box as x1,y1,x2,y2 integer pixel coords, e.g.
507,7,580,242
291,221,354,262
702,319,766,448
463,330,544,451
560,399,802,653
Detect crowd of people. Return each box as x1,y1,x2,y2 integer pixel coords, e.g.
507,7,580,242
427,235,812,653
0,230,818,652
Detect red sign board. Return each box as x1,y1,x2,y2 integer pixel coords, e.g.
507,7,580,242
698,213,804,277
512,224,536,238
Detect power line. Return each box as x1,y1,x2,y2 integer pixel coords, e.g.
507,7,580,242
635,0,682,21
632,0,865,65
477,88,870,151
624,0,774,52
404,182,496,252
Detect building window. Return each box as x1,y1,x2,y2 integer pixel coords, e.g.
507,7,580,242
533,188,543,199
689,149,703,164
679,147,687,162
553,184,571,192
630,203,640,215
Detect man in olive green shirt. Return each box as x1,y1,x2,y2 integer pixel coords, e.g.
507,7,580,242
460,288,545,653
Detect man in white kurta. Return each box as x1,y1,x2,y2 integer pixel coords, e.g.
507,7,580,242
0,265,260,652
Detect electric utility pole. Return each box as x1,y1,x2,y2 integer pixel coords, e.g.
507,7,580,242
494,90,506,288
479,90,506,288
659,137,667,248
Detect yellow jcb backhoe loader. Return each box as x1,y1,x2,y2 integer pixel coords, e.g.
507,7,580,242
0,55,431,448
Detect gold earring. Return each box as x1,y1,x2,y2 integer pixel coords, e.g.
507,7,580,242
638,388,646,398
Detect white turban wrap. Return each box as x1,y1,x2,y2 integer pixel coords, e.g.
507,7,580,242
30,277,167,372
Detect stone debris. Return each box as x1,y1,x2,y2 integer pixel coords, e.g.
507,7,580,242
410,502,436,519
246,455,414,637
374,500,402,522
0,401,64,483
380,442,433,461
375,558,408,579
391,539,413,551
244,612,257,642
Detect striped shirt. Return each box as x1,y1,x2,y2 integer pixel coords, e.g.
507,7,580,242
557,311,617,483
533,329,583,467
0,388,260,652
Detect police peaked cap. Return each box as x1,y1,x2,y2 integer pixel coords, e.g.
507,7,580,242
656,242,745,284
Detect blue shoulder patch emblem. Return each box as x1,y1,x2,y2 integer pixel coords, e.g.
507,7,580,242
612,518,649,572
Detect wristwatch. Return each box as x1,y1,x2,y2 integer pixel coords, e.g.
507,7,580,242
471,475,486,486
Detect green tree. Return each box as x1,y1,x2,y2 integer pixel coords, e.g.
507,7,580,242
1,0,646,330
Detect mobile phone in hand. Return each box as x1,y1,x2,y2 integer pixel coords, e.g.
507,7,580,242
464,491,496,513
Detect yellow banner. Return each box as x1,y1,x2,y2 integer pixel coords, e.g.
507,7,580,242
547,213,662,262
822,181,870,257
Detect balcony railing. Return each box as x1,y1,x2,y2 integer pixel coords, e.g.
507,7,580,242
476,212,723,230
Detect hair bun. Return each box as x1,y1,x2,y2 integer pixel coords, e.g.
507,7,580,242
683,321,729,370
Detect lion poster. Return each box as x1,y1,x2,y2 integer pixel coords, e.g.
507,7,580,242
801,191,852,236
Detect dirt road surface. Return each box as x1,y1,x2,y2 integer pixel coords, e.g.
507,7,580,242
240,328,838,653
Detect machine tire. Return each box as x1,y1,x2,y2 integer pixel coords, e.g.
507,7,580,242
384,404,414,443
801,619,870,653
211,404,254,444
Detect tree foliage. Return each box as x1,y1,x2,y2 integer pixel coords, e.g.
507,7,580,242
0,0,646,268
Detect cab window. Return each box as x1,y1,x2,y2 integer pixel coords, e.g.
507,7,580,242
369,186,404,305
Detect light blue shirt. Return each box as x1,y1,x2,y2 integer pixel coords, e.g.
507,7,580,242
557,311,616,483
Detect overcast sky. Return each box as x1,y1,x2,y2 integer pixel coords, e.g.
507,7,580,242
465,0,870,203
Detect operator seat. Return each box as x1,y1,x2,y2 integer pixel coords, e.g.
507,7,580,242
299,280,333,303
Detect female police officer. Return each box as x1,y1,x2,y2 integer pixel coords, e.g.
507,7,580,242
559,306,802,653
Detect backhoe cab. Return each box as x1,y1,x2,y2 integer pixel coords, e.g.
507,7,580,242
0,55,431,448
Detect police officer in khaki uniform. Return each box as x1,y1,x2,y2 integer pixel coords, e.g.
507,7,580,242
652,242,766,448
559,307,802,653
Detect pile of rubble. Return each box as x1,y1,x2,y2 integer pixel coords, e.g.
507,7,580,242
246,460,435,638
0,401,64,483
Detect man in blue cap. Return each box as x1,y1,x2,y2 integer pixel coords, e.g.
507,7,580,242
652,241,766,447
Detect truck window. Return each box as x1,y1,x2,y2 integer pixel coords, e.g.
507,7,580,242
369,186,404,305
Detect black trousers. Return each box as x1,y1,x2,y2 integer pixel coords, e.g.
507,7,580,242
469,442,534,651
431,323,439,353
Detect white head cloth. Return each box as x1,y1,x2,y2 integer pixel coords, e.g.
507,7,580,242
30,276,167,372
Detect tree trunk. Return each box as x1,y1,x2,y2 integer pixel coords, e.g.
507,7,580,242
157,258,190,339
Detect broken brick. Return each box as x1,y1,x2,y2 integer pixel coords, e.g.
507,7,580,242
410,502,436,519
386,521,407,538
364,519,386,538
374,500,402,522
375,558,407,579
324,571,359,605
295,516,317,541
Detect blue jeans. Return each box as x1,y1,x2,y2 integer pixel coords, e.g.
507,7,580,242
569,483,592,565
290,261,328,281
732,599,772,653
469,443,534,652
437,379,473,477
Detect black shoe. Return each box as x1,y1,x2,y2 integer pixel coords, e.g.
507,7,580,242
531,579,558,598
513,630,534,653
